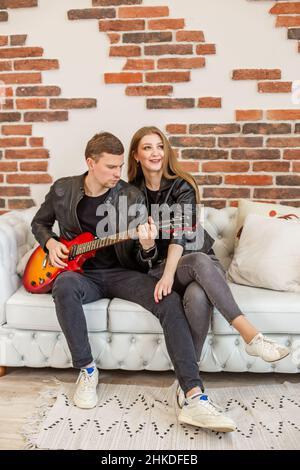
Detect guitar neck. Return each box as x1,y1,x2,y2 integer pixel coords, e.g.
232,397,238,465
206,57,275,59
74,216,188,256
75,228,136,256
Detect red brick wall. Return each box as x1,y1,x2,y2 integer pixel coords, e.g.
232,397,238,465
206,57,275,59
1,0,300,211
0,0,37,22
167,0,300,209
69,0,218,109
0,30,96,213
269,0,300,52
169,113,300,209
67,0,300,208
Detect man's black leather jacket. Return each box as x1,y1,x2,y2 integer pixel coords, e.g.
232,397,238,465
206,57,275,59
31,172,158,271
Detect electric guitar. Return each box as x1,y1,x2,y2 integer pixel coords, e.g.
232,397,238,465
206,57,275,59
23,217,189,294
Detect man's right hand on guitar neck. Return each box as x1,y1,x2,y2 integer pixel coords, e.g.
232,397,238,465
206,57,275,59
45,238,69,269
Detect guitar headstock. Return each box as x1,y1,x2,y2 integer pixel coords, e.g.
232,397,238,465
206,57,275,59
157,213,195,238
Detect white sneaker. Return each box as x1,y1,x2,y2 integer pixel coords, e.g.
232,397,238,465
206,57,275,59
245,333,290,363
73,367,99,409
178,394,236,432
176,384,185,409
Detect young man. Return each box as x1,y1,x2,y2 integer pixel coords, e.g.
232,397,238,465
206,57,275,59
31,132,236,433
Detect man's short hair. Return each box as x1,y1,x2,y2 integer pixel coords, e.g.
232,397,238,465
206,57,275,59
85,132,124,161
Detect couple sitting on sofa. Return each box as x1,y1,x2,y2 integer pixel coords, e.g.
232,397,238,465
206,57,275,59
31,127,290,433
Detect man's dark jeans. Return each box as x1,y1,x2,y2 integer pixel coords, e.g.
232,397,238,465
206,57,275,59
52,267,203,394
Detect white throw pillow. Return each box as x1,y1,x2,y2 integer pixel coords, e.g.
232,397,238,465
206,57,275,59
227,213,300,292
235,199,300,245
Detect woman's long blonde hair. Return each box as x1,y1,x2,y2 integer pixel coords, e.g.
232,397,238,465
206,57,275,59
127,126,200,203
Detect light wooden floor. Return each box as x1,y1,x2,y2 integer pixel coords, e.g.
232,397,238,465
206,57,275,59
1,367,300,450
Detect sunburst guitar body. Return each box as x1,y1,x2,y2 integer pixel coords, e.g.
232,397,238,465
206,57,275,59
23,232,97,294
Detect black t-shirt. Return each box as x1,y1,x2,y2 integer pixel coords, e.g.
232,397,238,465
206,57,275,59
77,190,120,270
146,187,170,261
146,187,160,205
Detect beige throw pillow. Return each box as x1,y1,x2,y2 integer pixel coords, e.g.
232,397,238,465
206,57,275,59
235,199,300,244
227,213,300,292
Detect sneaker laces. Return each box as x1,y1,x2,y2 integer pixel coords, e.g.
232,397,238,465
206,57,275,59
258,335,284,353
76,369,96,392
187,394,223,416
202,396,224,415
206,396,224,413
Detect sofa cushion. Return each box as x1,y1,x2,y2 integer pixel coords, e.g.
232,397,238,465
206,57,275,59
108,298,162,334
5,286,109,332
213,282,300,334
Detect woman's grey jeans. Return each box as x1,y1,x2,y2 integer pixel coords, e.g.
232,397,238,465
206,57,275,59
149,252,243,361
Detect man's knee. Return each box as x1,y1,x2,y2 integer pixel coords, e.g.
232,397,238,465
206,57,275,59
156,290,184,320
184,283,209,306
52,271,82,299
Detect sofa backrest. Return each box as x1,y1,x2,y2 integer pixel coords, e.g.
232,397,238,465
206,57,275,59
0,205,238,271
0,207,39,260
204,206,237,271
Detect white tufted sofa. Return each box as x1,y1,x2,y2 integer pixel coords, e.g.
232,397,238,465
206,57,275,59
0,205,299,376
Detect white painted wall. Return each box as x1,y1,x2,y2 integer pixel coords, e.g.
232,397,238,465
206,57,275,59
1,0,299,205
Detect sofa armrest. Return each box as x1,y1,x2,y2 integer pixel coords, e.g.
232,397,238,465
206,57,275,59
0,210,36,325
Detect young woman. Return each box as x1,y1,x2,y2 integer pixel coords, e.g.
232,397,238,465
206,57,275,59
128,126,290,405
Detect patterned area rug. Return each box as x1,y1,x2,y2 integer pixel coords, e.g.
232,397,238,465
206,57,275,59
23,381,300,450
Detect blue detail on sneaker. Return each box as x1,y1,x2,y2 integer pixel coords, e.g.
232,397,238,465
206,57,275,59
84,366,95,375
199,394,208,401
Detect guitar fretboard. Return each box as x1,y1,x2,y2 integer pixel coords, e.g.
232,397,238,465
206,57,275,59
74,228,137,256
72,216,190,257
